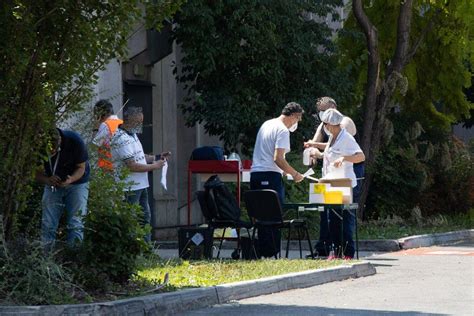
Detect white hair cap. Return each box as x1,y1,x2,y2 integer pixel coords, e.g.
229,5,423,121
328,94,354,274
321,108,344,125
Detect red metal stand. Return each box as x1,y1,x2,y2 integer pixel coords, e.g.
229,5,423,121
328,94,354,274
187,160,251,225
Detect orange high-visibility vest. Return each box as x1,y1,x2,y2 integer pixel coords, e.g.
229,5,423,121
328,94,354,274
98,117,123,170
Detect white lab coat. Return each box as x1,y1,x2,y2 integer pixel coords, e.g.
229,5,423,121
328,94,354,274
322,128,362,187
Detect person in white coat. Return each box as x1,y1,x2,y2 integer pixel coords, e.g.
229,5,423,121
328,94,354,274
320,108,365,259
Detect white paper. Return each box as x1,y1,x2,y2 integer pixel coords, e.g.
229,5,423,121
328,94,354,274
287,168,318,181
306,175,320,182
191,233,204,245
302,168,315,178
303,168,319,182
161,161,168,190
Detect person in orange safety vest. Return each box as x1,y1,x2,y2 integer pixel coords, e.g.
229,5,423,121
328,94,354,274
92,99,123,170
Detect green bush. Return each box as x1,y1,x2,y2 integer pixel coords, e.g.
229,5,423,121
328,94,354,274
418,139,473,216
72,168,150,290
366,145,429,219
366,113,473,219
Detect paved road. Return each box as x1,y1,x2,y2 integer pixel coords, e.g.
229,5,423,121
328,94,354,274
179,241,474,316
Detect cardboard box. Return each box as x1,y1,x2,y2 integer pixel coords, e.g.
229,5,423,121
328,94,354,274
309,183,330,203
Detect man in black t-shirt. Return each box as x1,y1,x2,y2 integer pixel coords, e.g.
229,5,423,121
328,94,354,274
36,128,90,247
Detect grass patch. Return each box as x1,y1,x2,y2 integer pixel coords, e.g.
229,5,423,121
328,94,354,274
136,258,347,291
358,212,473,240
282,209,472,240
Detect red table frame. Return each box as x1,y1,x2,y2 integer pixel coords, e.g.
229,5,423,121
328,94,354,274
187,160,251,225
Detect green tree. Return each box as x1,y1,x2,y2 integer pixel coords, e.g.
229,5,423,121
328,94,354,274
341,0,473,217
173,0,353,153
0,1,182,239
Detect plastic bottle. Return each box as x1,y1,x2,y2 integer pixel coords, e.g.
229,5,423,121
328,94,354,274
303,148,312,166
228,152,242,169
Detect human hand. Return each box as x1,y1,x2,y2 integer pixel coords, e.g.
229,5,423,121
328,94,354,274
309,148,323,159
303,141,315,148
153,160,166,169
294,172,304,183
46,175,62,187
333,157,345,168
58,175,74,187
160,151,172,161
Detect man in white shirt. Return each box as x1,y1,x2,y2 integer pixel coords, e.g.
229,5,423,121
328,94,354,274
111,106,170,242
251,102,305,203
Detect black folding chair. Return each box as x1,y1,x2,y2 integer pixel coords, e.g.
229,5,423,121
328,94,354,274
196,191,253,259
244,189,314,259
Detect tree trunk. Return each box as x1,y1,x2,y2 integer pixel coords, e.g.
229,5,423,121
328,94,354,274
353,0,414,219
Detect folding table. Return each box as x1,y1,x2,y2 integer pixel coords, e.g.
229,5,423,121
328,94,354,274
283,203,360,259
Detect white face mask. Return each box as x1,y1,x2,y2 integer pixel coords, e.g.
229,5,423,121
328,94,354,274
318,110,326,121
289,122,298,133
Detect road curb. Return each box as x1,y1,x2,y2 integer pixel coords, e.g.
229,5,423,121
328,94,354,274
0,262,375,316
398,229,474,249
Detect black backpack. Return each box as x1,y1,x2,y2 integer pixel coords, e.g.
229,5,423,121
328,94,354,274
204,175,240,221
190,146,224,160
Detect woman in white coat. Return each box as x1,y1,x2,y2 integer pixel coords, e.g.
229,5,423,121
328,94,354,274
320,109,365,259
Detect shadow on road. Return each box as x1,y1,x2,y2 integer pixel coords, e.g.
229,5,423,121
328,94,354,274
181,303,449,316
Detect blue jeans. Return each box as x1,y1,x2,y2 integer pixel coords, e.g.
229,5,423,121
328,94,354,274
328,205,356,257
41,182,89,246
125,188,151,242
250,172,284,204
316,163,364,257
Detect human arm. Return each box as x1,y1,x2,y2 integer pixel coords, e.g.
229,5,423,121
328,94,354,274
125,159,165,172
58,162,86,186
274,148,304,183
341,116,357,136
333,152,365,168
145,151,171,163
303,140,327,150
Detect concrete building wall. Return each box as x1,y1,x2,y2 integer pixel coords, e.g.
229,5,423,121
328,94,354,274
94,60,123,113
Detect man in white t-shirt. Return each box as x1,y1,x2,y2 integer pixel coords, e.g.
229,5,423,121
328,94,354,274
111,106,171,242
250,102,305,203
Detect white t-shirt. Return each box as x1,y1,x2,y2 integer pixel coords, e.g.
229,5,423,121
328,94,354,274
111,128,149,191
322,128,362,187
251,118,290,174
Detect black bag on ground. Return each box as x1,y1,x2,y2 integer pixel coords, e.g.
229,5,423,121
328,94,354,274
204,175,240,221
190,146,224,160
257,226,281,258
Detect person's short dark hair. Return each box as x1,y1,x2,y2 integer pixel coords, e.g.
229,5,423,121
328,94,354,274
123,106,143,122
281,102,304,116
94,99,114,118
